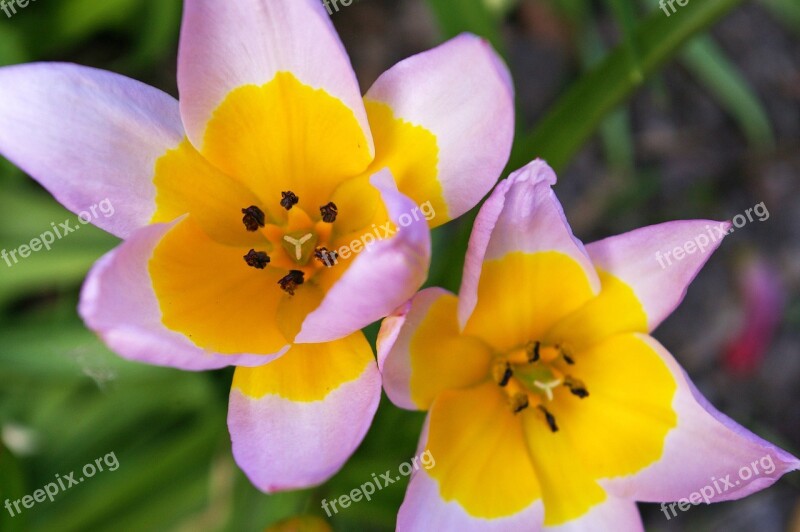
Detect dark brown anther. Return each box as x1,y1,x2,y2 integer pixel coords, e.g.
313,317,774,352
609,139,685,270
278,270,304,295
564,377,589,399
320,202,338,223
497,363,513,387
511,393,529,414
243,249,270,270
280,191,299,210
314,247,338,267
563,354,575,365
241,206,266,232
538,405,559,433
526,341,541,363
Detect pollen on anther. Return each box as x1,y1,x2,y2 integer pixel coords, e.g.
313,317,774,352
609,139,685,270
564,376,589,399
493,362,513,387
510,393,529,414
280,191,299,210
243,249,270,269
527,341,541,363
314,247,338,267
538,405,559,433
320,202,338,223
278,270,304,295
241,206,266,232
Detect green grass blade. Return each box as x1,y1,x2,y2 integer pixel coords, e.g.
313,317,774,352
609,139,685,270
512,0,745,172
605,0,643,82
759,0,800,35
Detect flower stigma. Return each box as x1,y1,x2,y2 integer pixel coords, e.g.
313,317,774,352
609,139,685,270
491,341,590,432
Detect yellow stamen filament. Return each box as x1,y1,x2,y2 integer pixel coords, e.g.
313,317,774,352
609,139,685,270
506,347,532,365
503,378,536,414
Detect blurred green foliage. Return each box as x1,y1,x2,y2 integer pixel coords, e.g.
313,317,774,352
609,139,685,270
0,0,794,530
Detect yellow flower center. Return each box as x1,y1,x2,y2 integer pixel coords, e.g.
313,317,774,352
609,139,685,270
491,341,589,432
240,194,342,295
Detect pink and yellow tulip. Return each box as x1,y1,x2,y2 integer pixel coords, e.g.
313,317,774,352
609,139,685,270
0,0,514,492
379,160,799,530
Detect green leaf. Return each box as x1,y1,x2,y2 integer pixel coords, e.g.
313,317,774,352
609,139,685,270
482,0,520,18
512,0,746,172
605,0,643,83
0,23,29,66
0,186,118,307
0,443,28,532
580,19,635,173
759,0,800,35
51,0,141,45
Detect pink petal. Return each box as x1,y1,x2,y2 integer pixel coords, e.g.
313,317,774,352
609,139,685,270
295,170,431,343
366,33,514,224
543,496,643,532
586,220,731,332
458,159,600,328
602,334,800,504
178,0,371,155
79,221,286,371
723,255,785,375
0,63,184,238
228,337,381,493
377,287,451,410
398,466,544,532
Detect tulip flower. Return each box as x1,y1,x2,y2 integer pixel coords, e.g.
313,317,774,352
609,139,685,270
0,0,514,491
724,254,785,375
379,160,799,529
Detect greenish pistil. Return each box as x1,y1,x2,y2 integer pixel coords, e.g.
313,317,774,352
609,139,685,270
282,231,318,266
514,365,558,396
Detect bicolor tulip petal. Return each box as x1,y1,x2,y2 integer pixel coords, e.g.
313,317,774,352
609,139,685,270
460,160,601,351
178,0,373,157
79,220,285,371
585,219,732,331
398,415,545,531
547,219,733,352
0,0,514,493
538,496,643,532
365,34,515,226
601,334,799,504
378,287,492,410
229,332,380,492
0,63,183,238
380,159,799,529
